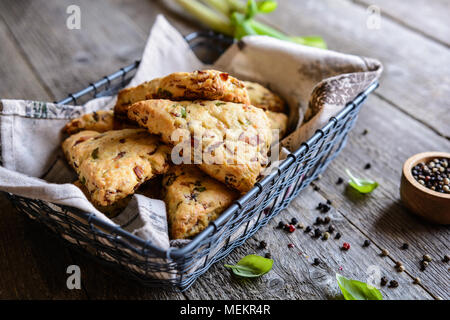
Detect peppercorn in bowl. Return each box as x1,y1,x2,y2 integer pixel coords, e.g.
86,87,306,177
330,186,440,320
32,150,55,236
400,152,450,225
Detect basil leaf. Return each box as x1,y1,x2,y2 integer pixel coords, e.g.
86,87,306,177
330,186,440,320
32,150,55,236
257,0,277,14
224,254,273,278
346,169,378,193
336,274,383,300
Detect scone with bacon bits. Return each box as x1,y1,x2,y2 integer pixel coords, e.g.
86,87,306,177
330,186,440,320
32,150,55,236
63,110,137,135
62,128,170,207
128,99,272,193
243,81,286,113
162,165,238,239
114,70,250,119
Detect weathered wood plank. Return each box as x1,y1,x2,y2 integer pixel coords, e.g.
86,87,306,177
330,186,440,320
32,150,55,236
312,95,450,299
0,17,88,299
185,185,432,300
0,0,146,99
354,0,450,47
257,0,450,138
110,0,198,36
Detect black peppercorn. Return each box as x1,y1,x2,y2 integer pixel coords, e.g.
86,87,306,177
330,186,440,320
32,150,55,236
313,258,320,266
363,240,371,247
364,163,371,170
380,276,388,286
291,217,298,225
265,252,271,259
336,177,344,185
259,241,267,249
335,232,342,239
443,255,450,263
401,243,409,250
277,221,284,229
323,217,331,224
326,199,332,205
305,226,312,233
314,228,322,238
315,217,323,225
327,225,335,233
389,280,399,288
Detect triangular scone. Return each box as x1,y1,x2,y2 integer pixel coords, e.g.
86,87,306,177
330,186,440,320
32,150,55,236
162,165,238,239
266,111,289,139
62,129,170,206
128,99,272,193
243,81,286,113
63,110,138,135
114,70,250,119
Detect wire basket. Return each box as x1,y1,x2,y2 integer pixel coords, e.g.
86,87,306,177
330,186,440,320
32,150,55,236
5,31,378,291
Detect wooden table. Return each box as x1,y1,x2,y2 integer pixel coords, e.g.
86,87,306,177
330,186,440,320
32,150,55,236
0,0,448,300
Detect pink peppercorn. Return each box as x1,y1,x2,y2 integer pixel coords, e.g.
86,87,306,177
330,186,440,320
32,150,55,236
288,225,296,233
342,242,351,250
288,243,294,248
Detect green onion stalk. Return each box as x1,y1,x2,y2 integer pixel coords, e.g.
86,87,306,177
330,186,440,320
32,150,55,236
172,0,327,49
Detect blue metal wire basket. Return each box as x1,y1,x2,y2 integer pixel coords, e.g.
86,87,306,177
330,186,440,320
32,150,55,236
6,31,378,291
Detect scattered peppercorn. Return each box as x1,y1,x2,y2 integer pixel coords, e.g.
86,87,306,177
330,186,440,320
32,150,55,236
380,276,388,286
342,242,351,251
363,240,370,247
401,243,409,250
395,261,403,268
389,280,399,288
297,223,305,229
259,241,267,249
362,129,369,135
314,228,322,238
413,277,420,284
397,265,405,272
291,217,298,225
335,232,342,239
322,232,330,240
323,216,331,224
277,221,285,229
313,185,320,191
364,163,371,170
305,226,312,233
315,217,323,225
287,224,296,233
313,258,320,266
326,199,332,205
288,243,294,249
327,225,335,233
420,260,428,271
443,255,450,263
336,177,344,185
423,254,432,262
265,252,272,259
381,249,389,256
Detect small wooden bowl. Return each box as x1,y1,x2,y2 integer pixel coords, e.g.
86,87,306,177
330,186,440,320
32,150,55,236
400,152,450,225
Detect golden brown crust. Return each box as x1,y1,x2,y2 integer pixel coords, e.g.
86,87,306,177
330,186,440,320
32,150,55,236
243,81,286,113
266,111,289,139
63,110,138,135
127,99,272,193
114,70,250,119
62,129,170,207
162,165,238,239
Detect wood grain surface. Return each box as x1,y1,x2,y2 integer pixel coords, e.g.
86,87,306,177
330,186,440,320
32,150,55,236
0,0,448,300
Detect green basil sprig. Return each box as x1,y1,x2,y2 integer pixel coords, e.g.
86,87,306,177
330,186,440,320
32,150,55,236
224,254,273,277
346,169,379,193
336,273,383,300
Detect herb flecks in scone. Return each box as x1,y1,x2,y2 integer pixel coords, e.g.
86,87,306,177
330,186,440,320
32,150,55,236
128,99,272,193
62,129,170,207
162,165,238,239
